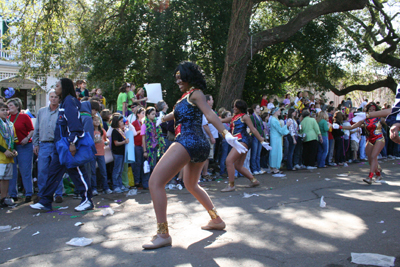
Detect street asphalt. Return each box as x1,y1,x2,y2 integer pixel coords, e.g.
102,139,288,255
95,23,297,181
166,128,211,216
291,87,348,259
1,159,399,267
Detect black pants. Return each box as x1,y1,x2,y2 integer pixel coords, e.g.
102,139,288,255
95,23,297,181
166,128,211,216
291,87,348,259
303,140,318,167
334,137,345,164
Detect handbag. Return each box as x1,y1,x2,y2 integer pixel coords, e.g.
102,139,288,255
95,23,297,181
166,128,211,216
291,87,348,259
56,126,96,169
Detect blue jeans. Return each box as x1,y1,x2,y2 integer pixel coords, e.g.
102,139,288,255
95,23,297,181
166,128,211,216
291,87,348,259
326,139,334,164
286,136,296,170
37,143,63,197
317,136,329,168
9,143,33,197
219,140,231,175
90,155,109,190
293,137,303,166
359,136,366,159
250,137,262,173
283,136,289,161
112,154,124,189
163,136,173,151
133,146,144,185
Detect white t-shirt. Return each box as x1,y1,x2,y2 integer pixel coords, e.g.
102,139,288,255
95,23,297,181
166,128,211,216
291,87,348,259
202,115,218,139
267,103,275,110
343,121,351,139
126,114,137,125
359,101,367,110
350,127,360,143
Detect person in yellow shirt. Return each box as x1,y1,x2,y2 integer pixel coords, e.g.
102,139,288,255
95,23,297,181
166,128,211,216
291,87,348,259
0,102,18,207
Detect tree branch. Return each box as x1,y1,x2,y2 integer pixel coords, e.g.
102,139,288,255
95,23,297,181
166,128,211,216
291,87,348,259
252,0,368,53
324,76,397,96
263,0,310,7
278,64,306,83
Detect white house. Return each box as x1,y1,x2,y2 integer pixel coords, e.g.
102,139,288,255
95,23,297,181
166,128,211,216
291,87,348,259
0,16,63,115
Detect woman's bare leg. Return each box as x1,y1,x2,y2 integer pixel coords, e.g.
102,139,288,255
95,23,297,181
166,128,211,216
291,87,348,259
226,142,249,184
226,148,244,183
235,153,253,180
369,141,385,173
148,142,190,238
183,162,223,224
1,180,9,199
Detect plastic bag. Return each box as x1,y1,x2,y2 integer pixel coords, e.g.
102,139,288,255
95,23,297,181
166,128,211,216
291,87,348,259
0,225,11,232
63,173,75,195
351,252,395,267
66,237,93,247
143,160,150,174
102,208,115,216
126,189,137,196
320,196,326,208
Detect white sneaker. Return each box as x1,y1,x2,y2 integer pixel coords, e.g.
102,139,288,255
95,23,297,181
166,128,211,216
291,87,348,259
105,189,113,194
377,155,383,159
30,203,52,211
396,156,400,159
113,187,122,194
301,165,306,169
259,170,266,174
253,171,260,175
121,186,129,192
348,159,353,163
328,162,337,166
92,189,99,196
388,155,395,159
293,164,301,169
306,166,317,170
343,163,348,167
74,200,94,212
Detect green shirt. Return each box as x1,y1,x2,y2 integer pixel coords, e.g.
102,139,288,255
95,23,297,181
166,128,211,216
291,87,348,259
127,91,135,105
318,119,329,137
300,116,321,142
117,92,127,111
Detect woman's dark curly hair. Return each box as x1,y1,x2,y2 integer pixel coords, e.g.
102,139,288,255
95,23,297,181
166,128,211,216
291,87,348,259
366,102,379,112
174,61,207,90
234,99,247,114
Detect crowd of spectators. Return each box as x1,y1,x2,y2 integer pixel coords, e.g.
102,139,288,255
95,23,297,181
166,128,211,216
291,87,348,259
0,81,398,208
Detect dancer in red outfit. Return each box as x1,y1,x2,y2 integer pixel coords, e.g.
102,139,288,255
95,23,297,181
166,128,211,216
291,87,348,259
334,102,385,184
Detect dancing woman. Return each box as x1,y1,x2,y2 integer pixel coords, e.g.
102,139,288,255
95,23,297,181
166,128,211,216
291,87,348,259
142,61,246,249
352,86,400,144
334,102,385,184
220,99,272,192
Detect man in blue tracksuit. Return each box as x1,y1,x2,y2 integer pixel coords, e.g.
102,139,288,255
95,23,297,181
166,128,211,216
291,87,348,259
30,78,94,212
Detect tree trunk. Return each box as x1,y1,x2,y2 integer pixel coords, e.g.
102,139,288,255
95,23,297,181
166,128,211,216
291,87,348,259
216,0,253,109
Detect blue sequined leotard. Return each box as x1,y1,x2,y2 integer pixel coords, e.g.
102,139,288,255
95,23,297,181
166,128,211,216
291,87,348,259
173,89,210,163
231,113,252,148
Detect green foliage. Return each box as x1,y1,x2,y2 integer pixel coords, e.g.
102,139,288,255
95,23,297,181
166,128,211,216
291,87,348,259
244,7,348,104
1,0,87,83
80,0,232,109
